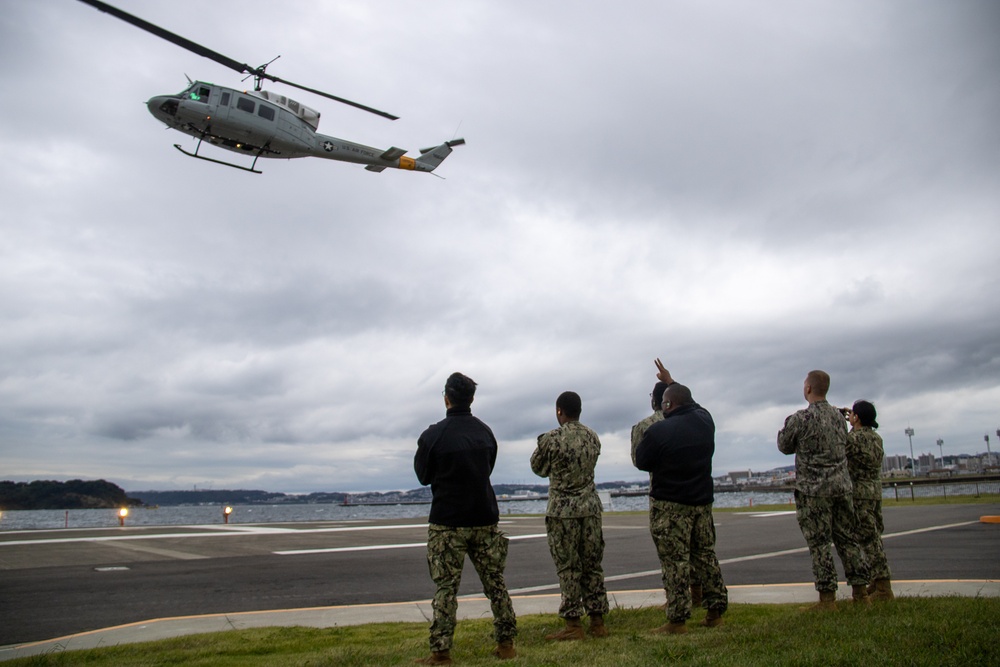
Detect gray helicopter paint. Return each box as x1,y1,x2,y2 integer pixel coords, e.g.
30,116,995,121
147,81,461,173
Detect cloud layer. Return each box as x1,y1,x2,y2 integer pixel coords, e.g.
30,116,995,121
2,0,998,493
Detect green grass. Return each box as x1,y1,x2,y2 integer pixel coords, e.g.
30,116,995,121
9,598,999,666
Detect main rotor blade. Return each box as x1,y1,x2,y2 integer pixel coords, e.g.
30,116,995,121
77,0,399,120
264,74,399,120
78,0,251,76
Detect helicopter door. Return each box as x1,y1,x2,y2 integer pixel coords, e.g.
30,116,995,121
213,90,232,123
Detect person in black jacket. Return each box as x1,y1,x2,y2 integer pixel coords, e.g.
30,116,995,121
635,363,728,634
414,372,517,665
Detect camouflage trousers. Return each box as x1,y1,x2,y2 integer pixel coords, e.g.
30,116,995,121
853,497,891,581
794,492,870,592
649,500,728,623
545,515,610,619
425,523,517,652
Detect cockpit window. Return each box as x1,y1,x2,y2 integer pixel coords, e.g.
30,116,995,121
189,85,211,102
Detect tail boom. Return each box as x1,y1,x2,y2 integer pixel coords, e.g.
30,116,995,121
313,134,465,174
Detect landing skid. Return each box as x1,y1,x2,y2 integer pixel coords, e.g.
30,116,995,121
173,137,265,174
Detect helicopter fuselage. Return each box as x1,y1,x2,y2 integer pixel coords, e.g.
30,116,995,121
147,82,458,173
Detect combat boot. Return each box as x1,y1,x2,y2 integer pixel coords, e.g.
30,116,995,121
871,579,895,601
492,639,516,659
690,584,703,607
806,590,837,611
652,620,688,634
545,617,585,641
588,613,609,638
702,608,724,628
852,584,871,606
414,650,453,665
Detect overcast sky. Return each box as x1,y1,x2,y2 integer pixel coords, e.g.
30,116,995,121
1,1,998,494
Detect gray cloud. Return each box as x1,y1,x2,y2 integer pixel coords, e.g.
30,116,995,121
1,0,998,493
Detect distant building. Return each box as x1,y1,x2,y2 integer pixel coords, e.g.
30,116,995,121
883,454,909,474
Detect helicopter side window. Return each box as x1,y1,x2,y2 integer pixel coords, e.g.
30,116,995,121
236,97,255,114
257,104,276,121
220,92,230,106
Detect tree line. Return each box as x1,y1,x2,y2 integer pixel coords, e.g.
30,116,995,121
0,479,141,510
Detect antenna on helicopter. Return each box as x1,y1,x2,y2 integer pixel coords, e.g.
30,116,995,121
77,0,399,120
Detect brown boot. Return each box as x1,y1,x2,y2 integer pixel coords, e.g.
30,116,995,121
492,639,516,659
414,650,453,665
806,590,837,611
652,620,688,635
691,584,703,607
871,579,895,602
702,608,724,628
588,613,609,638
545,617,585,641
853,584,871,606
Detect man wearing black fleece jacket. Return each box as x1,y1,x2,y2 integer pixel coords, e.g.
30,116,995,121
414,372,517,665
635,359,728,635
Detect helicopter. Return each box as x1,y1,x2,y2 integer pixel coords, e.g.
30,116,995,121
77,0,465,175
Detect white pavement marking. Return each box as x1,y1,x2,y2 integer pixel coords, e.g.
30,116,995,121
274,533,548,556
0,523,430,547
521,518,984,590
275,542,428,556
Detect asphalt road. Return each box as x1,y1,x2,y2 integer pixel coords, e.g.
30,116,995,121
1,503,998,645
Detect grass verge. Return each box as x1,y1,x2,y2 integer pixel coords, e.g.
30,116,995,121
8,597,999,667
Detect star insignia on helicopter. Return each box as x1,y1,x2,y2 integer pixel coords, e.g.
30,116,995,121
322,141,335,152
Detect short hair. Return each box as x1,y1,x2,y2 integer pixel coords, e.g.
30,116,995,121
852,400,879,428
444,372,477,407
806,370,831,397
556,391,582,419
651,381,669,409
664,383,693,408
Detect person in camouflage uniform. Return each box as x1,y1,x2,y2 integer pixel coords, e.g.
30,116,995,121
777,370,870,610
635,361,728,634
630,380,668,467
631,360,704,607
845,399,894,601
531,391,610,640
414,372,517,665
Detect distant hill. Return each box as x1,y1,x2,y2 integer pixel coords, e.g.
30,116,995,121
128,489,348,506
0,479,141,510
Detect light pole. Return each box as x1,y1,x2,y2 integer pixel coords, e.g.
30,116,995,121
987,433,994,468
905,427,916,476
936,438,944,470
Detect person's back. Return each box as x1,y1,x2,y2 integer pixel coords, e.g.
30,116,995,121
778,400,851,497
416,407,499,527
533,420,602,517
530,391,610,640
632,372,728,634
777,370,870,609
413,372,517,663
845,425,883,499
636,402,715,506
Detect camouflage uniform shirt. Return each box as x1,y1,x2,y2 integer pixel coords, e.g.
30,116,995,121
846,426,884,500
530,421,603,518
777,400,852,497
631,410,663,467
